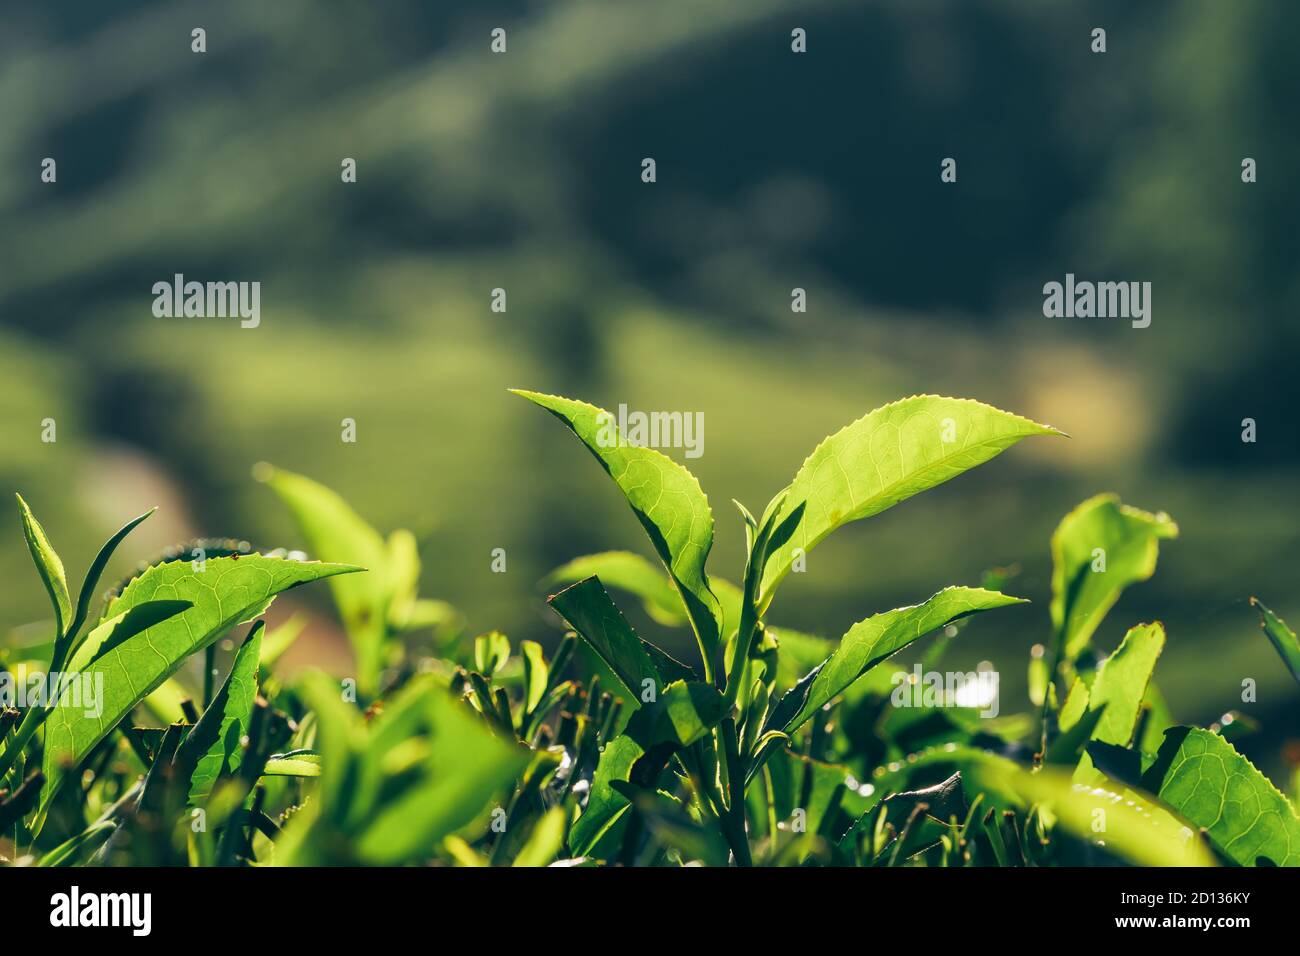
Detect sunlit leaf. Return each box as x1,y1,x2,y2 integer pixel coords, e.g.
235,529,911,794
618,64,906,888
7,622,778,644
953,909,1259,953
181,623,264,804
14,493,72,639
772,587,1027,733
1073,622,1164,782
258,466,389,693
1144,727,1300,866
41,556,356,809
262,750,322,778
512,390,723,679
1050,494,1177,661
512,806,566,867
758,396,1060,607
961,748,1216,867
1251,597,1300,684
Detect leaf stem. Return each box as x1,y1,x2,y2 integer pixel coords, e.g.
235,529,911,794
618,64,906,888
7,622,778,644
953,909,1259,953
720,718,752,866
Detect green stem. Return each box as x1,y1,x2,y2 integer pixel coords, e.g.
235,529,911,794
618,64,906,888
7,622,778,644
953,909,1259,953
203,644,216,709
762,764,779,843
720,718,752,866
0,707,45,783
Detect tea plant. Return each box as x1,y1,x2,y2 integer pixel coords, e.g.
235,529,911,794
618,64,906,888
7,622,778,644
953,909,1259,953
1,392,1297,867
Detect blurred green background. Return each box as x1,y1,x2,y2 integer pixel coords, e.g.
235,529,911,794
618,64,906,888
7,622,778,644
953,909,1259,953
2,1,1296,769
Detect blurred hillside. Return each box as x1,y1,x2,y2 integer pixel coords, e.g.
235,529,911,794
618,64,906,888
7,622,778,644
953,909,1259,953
1,1,1297,766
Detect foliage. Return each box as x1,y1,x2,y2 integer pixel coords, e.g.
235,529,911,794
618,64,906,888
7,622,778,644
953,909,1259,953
1,393,1297,867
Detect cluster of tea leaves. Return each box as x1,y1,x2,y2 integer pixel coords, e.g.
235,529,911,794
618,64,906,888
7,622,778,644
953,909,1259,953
2,392,1298,867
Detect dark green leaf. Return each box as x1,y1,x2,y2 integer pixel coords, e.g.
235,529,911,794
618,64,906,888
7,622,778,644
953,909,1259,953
548,577,661,706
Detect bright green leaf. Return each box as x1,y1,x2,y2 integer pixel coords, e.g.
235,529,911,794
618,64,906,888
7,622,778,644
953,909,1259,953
181,623,264,804
775,587,1027,733
1085,622,1165,748
568,735,642,858
623,680,725,750
1144,727,1300,866
520,640,548,713
1050,494,1177,661
1073,622,1165,782
384,528,421,630
15,493,72,640
474,631,511,676
512,390,722,679
513,806,566,867
262,750,322,777
41,555,357,809
258,466,389,693
959,749,1216,867
1251,598,1300,684
758,396,1060,607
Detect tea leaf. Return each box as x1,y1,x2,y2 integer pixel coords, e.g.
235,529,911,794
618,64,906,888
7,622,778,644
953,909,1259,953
15,493,72,639
759,396,1060,607
548,576,661,706
962,749,1216,867
1051,494,1177,661
258,466,391,693
262,751,322,777
520,640,549,713
1086,623,1165,749
474,631,511,676
623,680,725,750
1144,727,1300,866
512,806,566,867
546,551,687,626
181,623,264,805
41,555,357,808
512,390,722,679
568,734,642,857
774,587,1026,733
1251,597,1300,684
